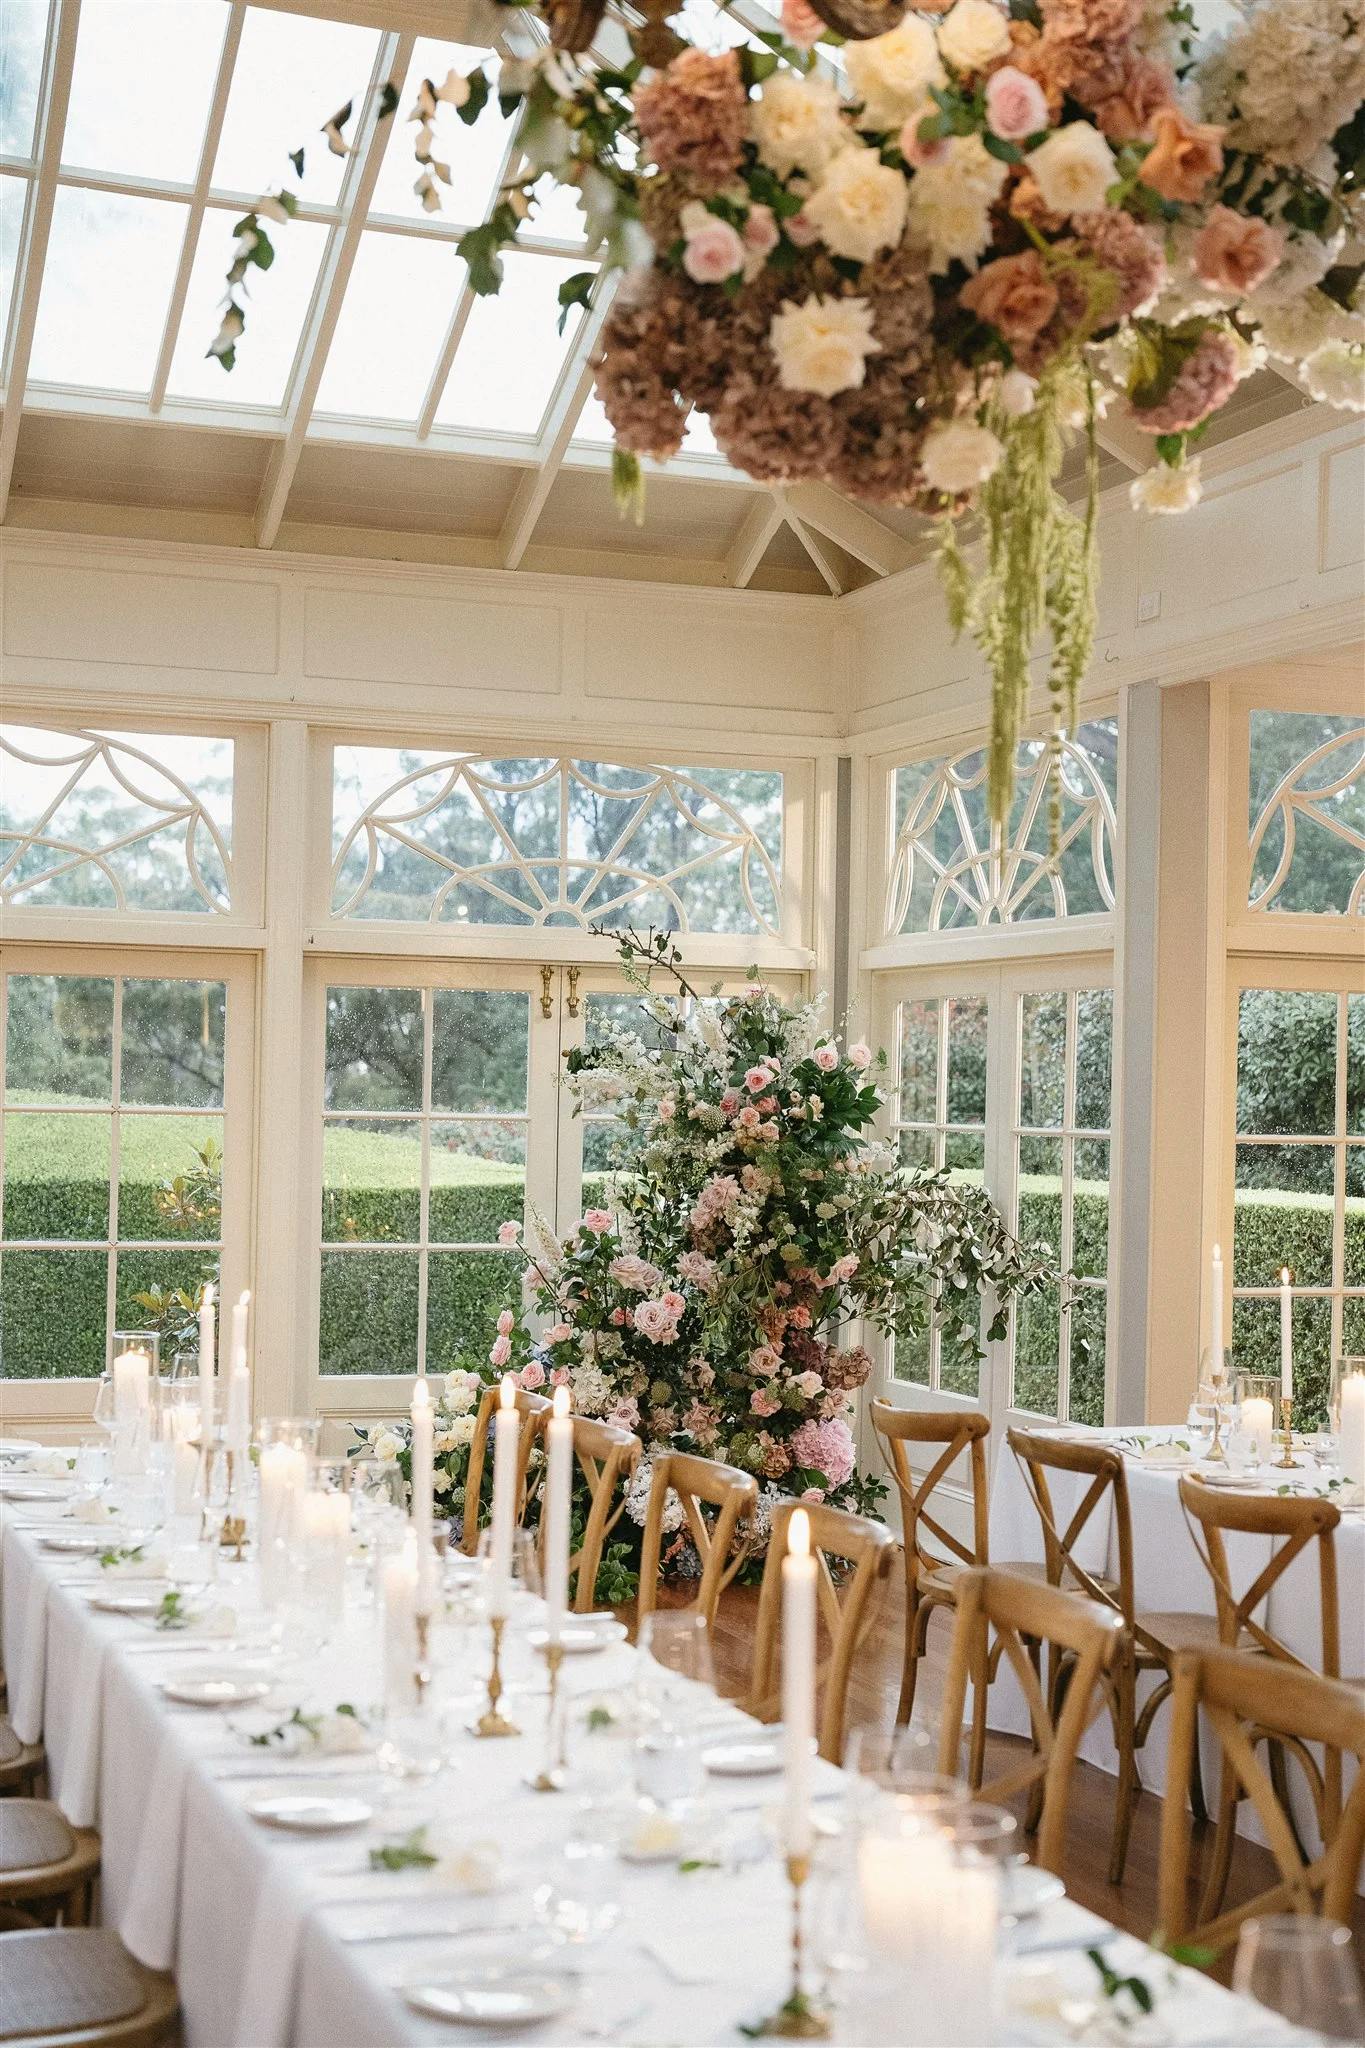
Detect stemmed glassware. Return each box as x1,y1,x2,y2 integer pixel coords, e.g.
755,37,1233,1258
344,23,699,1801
1233,1918,1365,2043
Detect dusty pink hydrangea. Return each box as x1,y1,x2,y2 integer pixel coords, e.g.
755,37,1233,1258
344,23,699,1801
824,1345,873,1391
1131,329,1241,433
1072,207,1167,322
789,1415,856,1489
634,48,748,192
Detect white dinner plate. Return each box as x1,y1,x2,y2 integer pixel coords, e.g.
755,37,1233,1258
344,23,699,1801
245,1795,373,1833
0,1483,68,1502
1002,1865,1066,1922
161,1671,272,1708
527,1615,627,1655
40,1532,106,1554
404,1967,577,2028
702,1736,783,1778
0,1439,41,1459
88,1589,166,1617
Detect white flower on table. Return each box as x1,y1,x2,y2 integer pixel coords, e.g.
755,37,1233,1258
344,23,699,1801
372,1429,401,1465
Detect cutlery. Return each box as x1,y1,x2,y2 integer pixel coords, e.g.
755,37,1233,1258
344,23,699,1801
1014,1925,1120,1959
213,1763,378,1783
339,1919,515,1945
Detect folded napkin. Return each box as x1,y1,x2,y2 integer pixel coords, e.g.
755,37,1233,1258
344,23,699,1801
67,1496,121,1525
100,1556,166,1582
27,1451,76,1479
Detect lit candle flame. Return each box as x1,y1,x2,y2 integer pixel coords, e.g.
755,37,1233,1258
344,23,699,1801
553,1384,571,1419
500,1374,517,1411
789,1506,811,1558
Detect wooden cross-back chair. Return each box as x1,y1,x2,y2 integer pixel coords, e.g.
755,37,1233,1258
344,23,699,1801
636,1452,758,1632
1008,1429,1219,1883
1159,1647,1365,1949
459,1386,552,1558
938,1567,1123,1878
747,1500,895,1764
534,1412,641,1613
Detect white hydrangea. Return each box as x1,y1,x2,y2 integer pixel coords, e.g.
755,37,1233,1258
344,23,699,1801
1199,0,1365,167
626,1459,683,1532
844,14,944,130
1252,288,1361,364
1252,227,1345,307
1130,458,1203,515
1300,340,1365,411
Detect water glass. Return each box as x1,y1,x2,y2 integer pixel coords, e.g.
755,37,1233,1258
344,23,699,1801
534,1800,623,1945
1232,1917,1365,2042
638,1608,716,1692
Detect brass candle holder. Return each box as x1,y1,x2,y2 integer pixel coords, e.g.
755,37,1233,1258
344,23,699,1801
526,1639,567,1791
1205,1379,1228,1464
470,1614,519,1738
754,1854,829,2039
415,1609,432,1706
1276,1394,1301,1469
218,1515,247,1560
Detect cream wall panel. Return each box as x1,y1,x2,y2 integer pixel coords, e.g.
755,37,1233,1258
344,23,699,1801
581,601,835,716
3,561,280,676
1320,437,1365,576
303,586,563,696
1136,463,1304,626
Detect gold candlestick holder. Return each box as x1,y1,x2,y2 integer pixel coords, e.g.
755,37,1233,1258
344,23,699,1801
1275,1394,1300,1469
526,1639,567,1791
470,1614,519,1738
415,1609,432,1706
219,1515,247,1559
1206,1380,1228,1464
754,1854,829,2039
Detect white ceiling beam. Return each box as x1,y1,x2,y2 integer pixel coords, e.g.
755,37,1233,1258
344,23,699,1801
0,0,82,523
1094,412,1154,474
774,491,843,595
148,5,245,413
498,284,614,569
254,30,415,549
724,494,783,588
779,482,914,577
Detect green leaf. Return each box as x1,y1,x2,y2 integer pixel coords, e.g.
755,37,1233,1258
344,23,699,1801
982,133,1023,164
611,447,644,524
738,47,780,88
288,148,304,179
1154,433,1185,466
249,228,275,272
556,268,596,335
458,69,490,126
369,1827,439,1872
457,222,506,297
377,81,399,120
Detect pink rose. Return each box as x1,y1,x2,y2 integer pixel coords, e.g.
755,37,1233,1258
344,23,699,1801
662,1291,686,1313
751,1388,782,1418
497,1221,520,1246
899,115,950,169
781,0,825,47
801,1485,826,1504
984,65,1049,142
745,1065,773,1094
581,1208,614,1235
720,1089,741,1115
545,1321,573,1344
550,1365,571,1386
496,1308,515,1336
788,1303,812,1329
518,1359,545,1390
682,212,746,285
1191,205,1284,296
756,1096,778,1114
658,1097,676,1122
812,1044,838,1072
744,203,780,259
794,1369,824,1398
786,209,820,248
609,1397,641,1430
847,1042,872,1071
750,1344,783,1377
738,1105,761,1131
610,1307,627,1326
830,1253,859,1282
489,1333,511,1367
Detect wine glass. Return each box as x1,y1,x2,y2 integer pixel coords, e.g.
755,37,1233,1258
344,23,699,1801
637,1608,716,1692
91,1371,117,1439
1233,1918,1365,2042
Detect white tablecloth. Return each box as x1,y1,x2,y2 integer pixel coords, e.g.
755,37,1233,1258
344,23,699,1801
1,1483,1313,2048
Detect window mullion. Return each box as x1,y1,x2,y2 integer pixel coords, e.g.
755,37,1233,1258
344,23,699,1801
105,976,124,1367
417,987,433,1380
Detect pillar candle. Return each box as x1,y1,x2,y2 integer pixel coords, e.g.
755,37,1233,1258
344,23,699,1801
258,1442,306,1549
172,1438,199,1517
410,1378,434,1615
1242,1396,1274,1461
856,1831,997,2048
544,1385,573,1644
781,1506,816,1863
1279,1270,1293,1401
1339,1372,1365,1488
1210,1244,1224,1379
381,1532,419,1715
198,1284,216,1446
300,1488,349,1623
488,1377,519,1621
113,1348,150,1425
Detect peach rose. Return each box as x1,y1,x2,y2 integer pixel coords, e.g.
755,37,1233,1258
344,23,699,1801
781,0,825,48
960,250,1059,342
1191,205,1284,296
1140,106,1224,205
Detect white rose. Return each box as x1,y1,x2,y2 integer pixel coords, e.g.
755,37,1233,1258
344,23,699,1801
432,1468,452,1493
997,368,1037,416
921,419,1003,494
769,294,881,398
443,1379,476,1415
804,145,909,264
936,0,1012,74
372,1429,401,1463
1129,457,1202,515
845,16,944,131
751,71,848,179
1299,339,1365,411
905,135,1006,272
1025,123,1118,217
446,1412,477,1447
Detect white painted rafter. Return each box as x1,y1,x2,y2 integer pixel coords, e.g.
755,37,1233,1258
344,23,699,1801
775,489,844,595
254,30,416,549
1095,413,1154,474
780,482,914,577
499,283,613,569
0,0,82,523
725,494,784,588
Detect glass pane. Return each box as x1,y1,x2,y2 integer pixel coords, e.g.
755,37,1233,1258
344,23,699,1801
945,997,986,1126
1018,1135,1063,1263
314,231,460,422
322,1120,420,1244
167,210,328,408
121,980,225,1107
0,0,46,158
213,10,379,205
431,990,528,1112
5,975,113,1103
1234,1142,1334,1287
1019,992,1066,1129
319,1249,418,1373
435,252,587,435
368,39,513,223
0,176,24,354
115,1245,218,1344
1232,1292,1333,1431
119,1114,222,1242
325,986,424,1111
1237,988,1336,1135
1345,1146,1364,1287
1248,711,1365,916
898,999,938,1126
898,1127,935,1170
64,1,228,180
1073,1139,1109,1280
892,1324,930,1387
584,991,677,1055
944,1130,983,1183
1068,1285,1107,1428
427,1250,518,1373
429,1119,525,1243
1075,989,1112,1131
31,187,186,393
0,1248,107,1377
1013,1285,1060,1418
1344,1295,1365,1355
938,1315,979,1400
1349,995,1364,1136
2,1111,110,1240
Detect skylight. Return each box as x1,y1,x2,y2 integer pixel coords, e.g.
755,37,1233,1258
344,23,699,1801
31,187,186,392
212,9,379,204
167,209,328,408
434,251,587,436
62,0,228,182
315,230,460,423
368,39,512,226
0,0,47,162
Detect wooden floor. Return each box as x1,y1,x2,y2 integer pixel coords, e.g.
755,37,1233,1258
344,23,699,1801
694,1572,1365,1965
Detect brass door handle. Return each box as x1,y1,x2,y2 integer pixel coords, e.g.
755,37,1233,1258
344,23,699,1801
540,965,554,1020
566,966,580,1018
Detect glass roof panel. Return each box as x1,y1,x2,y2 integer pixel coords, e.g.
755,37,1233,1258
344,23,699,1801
63,0,229,181
368,39,512,226
315,229,462,422
166,208,329,408
527,174,590,247
0,0,48,162
213,7,379,206
0,175,24,362
434,251,586,437
31,186,186,392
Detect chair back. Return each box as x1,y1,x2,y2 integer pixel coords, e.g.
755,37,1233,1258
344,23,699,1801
747,1499,895,1764
546,1413,642,1613
636,1452,758,1631
1007,1429,1134,1625
1159,1646,1365,1945
1177,1478,1342,1674
459,1384,551,1557
870,1400,990,1583
938,1567,1123,1876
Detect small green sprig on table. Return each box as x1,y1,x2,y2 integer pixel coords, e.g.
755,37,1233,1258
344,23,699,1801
98,1544,146,1569
154,1590,189,1631
246,1702,364,1750
369,1827,439,1873
1086,1937,1221,2030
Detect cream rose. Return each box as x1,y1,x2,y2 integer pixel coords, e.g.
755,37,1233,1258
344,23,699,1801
1129,457,1202,514
804,144,909,263
751,70,848,179
1300,340,1365,412
845,15,944,132
1025,122,1118,217
769,294,881,398
936,0,1011,74
921,419,1003,494
905,137,1006,272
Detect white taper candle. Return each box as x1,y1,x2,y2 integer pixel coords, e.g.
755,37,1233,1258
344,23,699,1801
488,1376,519,1621
781,1506,816,1862
410,1377,434,1615
545,1385,573,1644
198,1283,216,1447
1210,1243,1224,1379
1280,1268,1293,1401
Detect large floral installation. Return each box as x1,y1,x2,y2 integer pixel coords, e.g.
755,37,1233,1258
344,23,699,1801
218,0,1363,825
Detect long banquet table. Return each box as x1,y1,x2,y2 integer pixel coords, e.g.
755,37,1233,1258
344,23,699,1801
0,1475,1322,2048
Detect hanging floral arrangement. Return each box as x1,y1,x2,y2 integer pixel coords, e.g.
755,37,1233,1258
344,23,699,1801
216,0,1364,824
